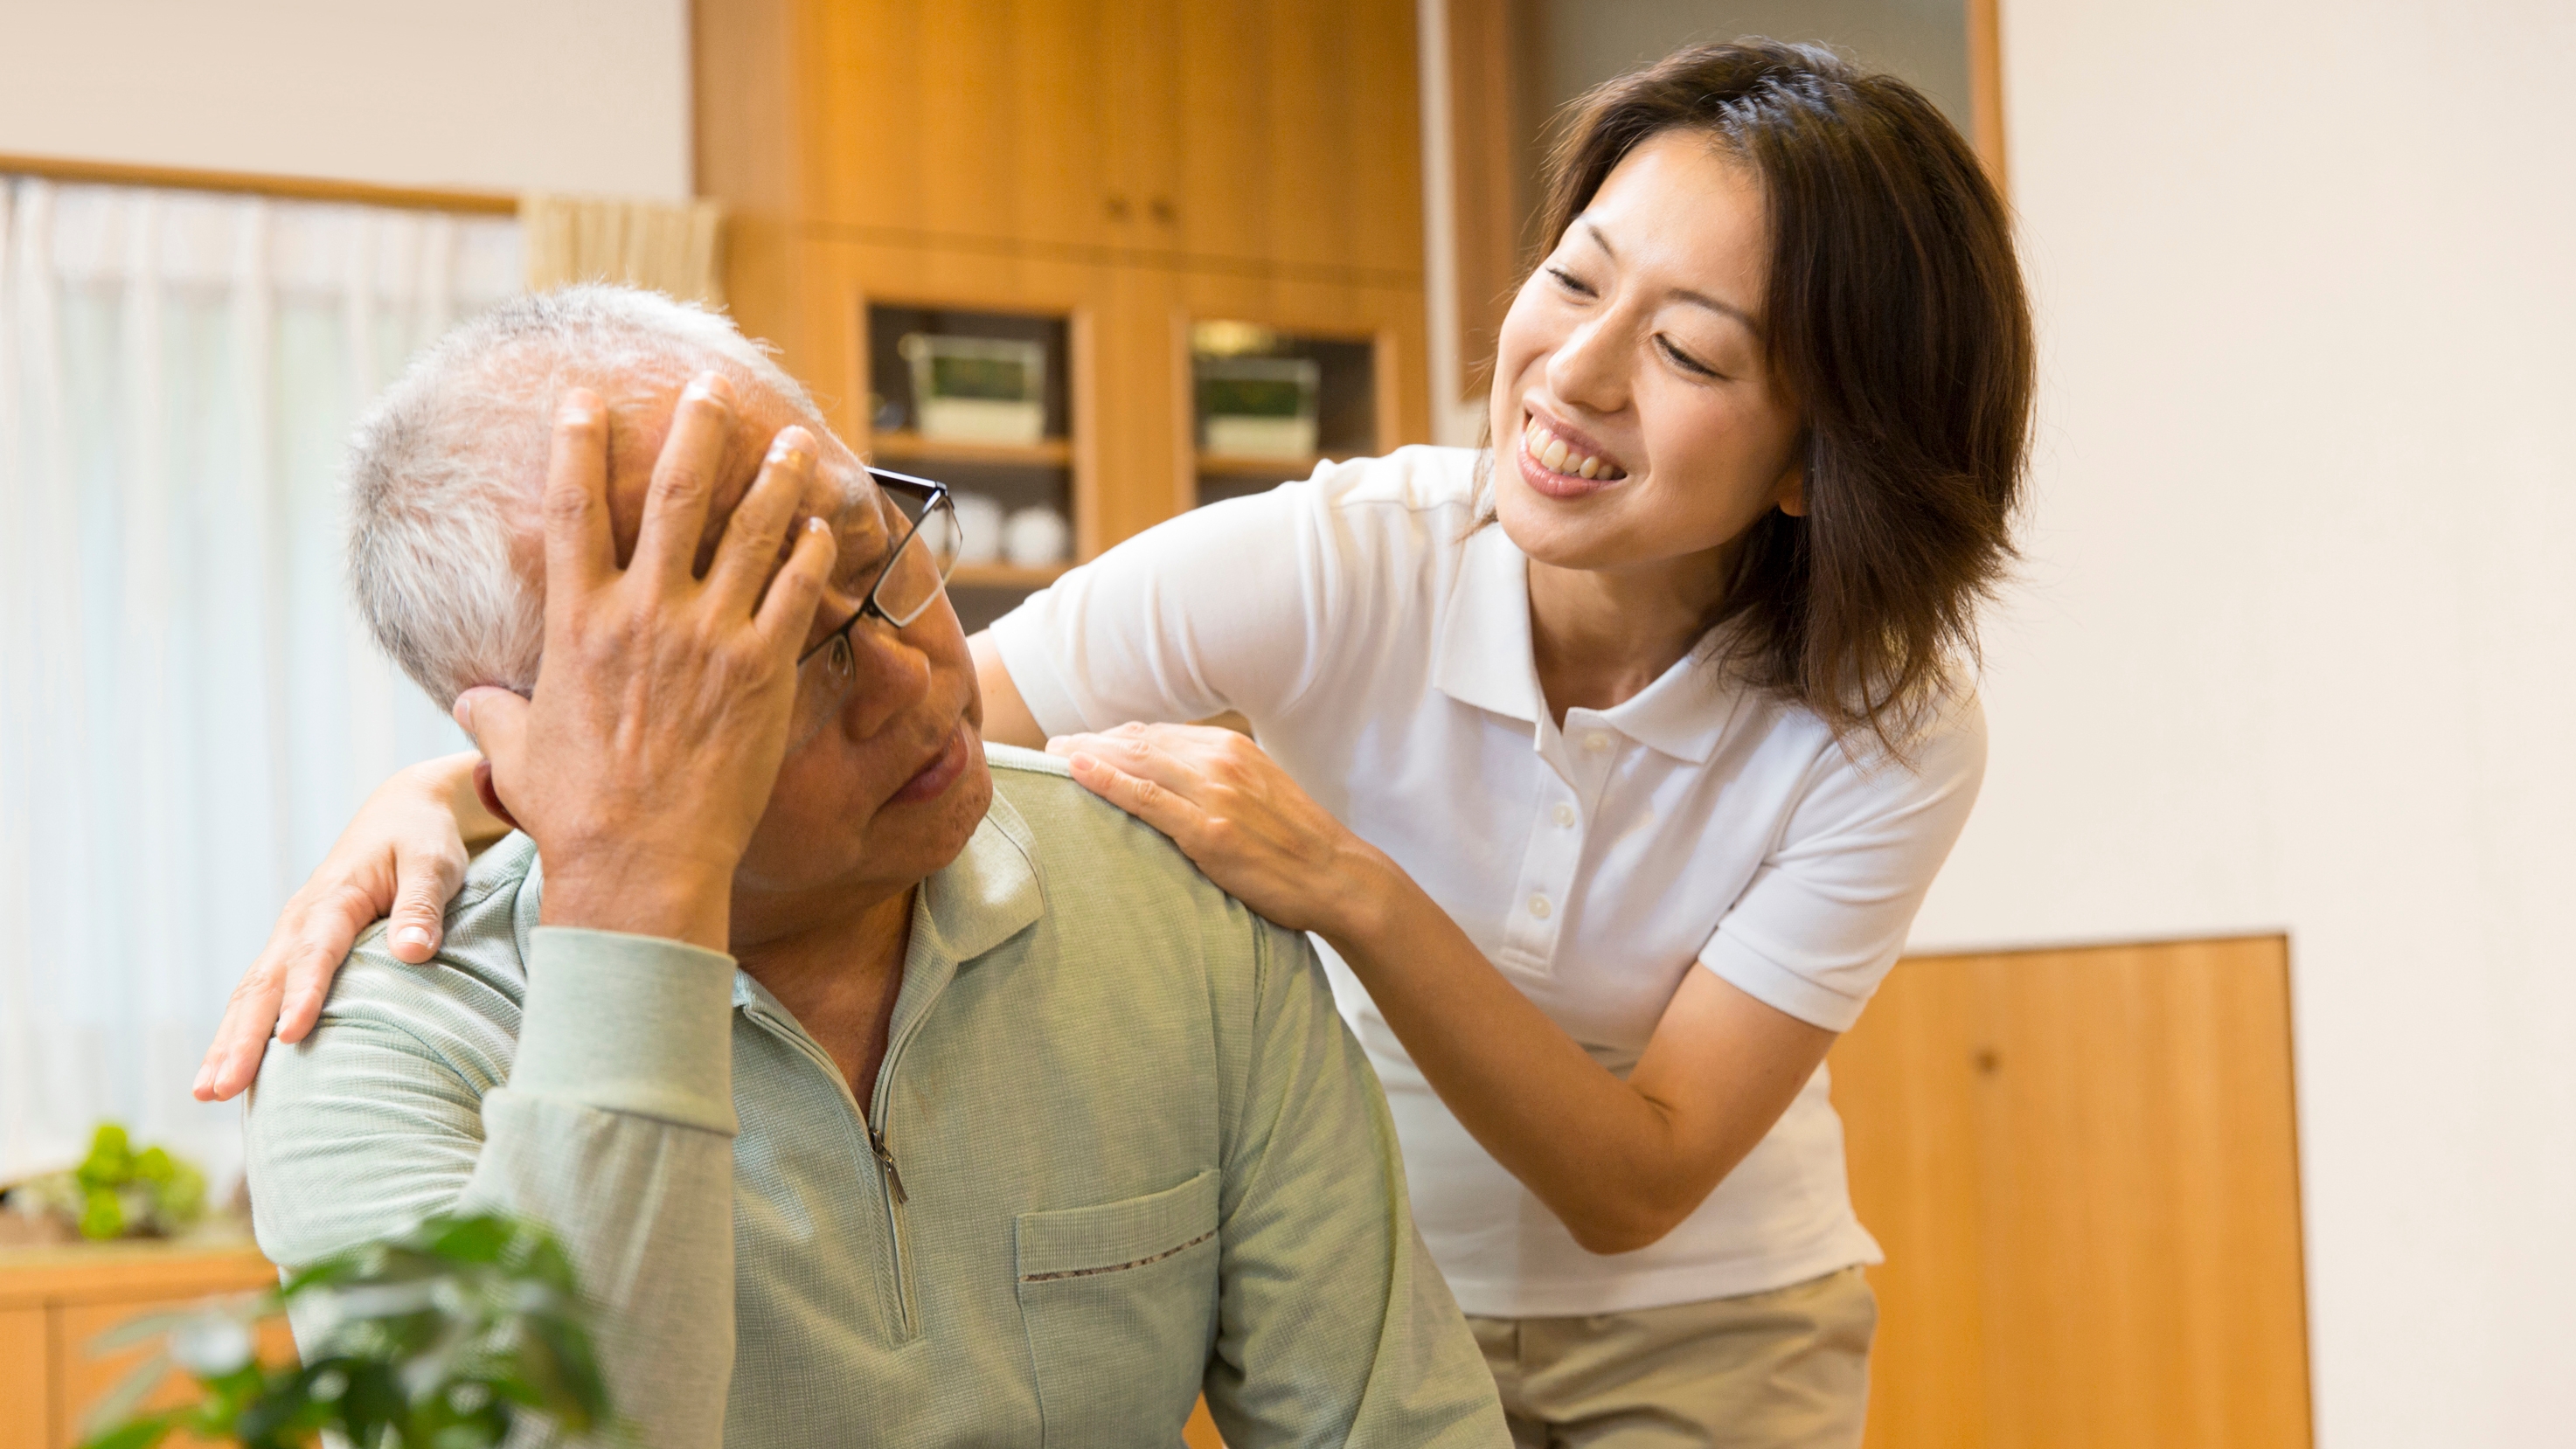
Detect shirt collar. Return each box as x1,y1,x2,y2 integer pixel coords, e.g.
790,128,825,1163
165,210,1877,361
1434,521,1747,765
1594,634,1747,766
1431,521,1545,725
915,787,1047,969
729,788,1047,1035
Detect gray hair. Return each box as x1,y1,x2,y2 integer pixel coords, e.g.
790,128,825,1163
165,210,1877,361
345,285,820,707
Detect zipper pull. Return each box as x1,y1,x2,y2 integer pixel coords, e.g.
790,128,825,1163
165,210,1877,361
869,1126,908,1205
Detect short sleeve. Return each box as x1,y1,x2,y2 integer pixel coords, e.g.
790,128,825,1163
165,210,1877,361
1698,695,1989,1031
985,462,1368,738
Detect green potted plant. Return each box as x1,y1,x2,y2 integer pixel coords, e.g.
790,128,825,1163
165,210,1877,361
3,1123,209,1243
80,1212,617,1449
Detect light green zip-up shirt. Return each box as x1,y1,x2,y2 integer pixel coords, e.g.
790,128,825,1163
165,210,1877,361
244,747,1504,1448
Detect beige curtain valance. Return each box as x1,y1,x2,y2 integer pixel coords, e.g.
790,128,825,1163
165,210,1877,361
521,192,723,304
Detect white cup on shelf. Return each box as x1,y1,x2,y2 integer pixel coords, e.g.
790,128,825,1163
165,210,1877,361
1003,506,1070,568
950,493,1004,565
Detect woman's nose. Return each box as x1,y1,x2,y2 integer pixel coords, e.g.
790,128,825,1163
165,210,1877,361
1545,311,1631,415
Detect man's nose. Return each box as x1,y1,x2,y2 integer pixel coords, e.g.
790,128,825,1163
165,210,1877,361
837,617,932,738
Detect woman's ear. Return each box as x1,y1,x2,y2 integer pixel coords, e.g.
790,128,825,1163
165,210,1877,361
1775,461,1808,518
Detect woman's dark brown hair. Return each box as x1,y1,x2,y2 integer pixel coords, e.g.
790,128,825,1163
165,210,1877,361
1532,39,2033,756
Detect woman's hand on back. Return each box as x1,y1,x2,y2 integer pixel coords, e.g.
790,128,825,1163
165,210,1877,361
191,752,491,1102
1047,722,1399,939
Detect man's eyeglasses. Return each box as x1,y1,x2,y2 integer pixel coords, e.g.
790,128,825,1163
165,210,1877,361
797,467,962,680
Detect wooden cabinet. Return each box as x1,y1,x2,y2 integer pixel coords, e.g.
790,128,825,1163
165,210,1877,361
1830,937,2314,1449
1170,0,1427,278
0,1243,293,1449
696,0,1430,587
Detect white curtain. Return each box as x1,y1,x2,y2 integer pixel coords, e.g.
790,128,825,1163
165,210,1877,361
0,177,522,1194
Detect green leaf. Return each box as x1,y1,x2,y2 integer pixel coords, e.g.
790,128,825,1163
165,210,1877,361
75,1411,180,1449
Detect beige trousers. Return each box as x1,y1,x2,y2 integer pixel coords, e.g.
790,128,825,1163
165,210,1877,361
1466,1267,1876,1449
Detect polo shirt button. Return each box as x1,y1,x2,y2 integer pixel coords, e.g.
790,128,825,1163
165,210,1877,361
1582,732,1611,754
1528,894,1552,919
1553,803,1577,828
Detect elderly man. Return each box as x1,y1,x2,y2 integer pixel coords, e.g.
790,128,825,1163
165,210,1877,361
243,287,1503,1447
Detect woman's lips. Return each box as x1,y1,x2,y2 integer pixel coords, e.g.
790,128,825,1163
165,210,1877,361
1515,417,1628,500
887,723,970,806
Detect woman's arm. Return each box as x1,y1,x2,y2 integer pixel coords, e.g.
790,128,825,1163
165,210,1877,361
1051,723,1834,1254
970,631,1049,748
193,751,503,1102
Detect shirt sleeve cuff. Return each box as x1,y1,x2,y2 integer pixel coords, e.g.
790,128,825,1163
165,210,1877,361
1698,932,1871,1033
986,589,1094,738
511,926,739,1135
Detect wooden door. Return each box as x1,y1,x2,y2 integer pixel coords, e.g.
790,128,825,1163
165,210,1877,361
1830,937,2314,1449
1173,0,1427,280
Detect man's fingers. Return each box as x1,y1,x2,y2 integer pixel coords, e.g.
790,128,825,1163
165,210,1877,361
539,390,615,633
753,515,839,655
454,687,532,816
707,426,816,613
631,371,736,583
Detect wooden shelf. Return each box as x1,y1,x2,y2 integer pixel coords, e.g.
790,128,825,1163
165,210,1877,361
951,562,1071,590
869,430,1073,469
1194,451,1334,478
0,1236,271,1310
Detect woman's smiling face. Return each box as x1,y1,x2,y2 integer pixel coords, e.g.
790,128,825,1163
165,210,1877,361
1489,129,1809,579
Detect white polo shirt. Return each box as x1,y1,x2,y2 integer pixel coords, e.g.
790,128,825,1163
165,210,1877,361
989,446,1985,1316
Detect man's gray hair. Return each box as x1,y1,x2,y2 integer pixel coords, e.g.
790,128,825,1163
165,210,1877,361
347,285,820,707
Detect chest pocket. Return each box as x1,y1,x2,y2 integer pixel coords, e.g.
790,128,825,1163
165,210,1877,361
1015,1169,1222,1446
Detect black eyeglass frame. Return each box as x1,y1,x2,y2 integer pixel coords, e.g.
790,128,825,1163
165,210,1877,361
796,466,960,667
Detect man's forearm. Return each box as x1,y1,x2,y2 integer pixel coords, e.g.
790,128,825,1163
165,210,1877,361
463,926,744,1447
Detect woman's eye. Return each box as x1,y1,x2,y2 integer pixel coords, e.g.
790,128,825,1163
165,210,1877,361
1658,336,1719,378
1545,266,1594,297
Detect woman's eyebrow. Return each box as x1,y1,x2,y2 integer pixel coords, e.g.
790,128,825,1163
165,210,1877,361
1579,218,1761,335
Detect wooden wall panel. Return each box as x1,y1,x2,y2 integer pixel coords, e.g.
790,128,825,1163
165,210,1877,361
1831,937,2313,1449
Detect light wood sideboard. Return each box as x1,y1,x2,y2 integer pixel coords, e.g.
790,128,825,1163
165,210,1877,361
0,1241,291,1449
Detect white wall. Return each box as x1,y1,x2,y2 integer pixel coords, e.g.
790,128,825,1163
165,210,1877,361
1909,1,2576,1442
0,0,692,199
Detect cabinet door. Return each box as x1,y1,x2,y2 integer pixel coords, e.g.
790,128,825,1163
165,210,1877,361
801,0,1125,251
52,1299,296,1449
1175,0,1427,280
2,1307,45,1449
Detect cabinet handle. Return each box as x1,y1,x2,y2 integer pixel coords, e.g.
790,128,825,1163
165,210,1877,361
1105,193,1131,221
1149,196,1177,225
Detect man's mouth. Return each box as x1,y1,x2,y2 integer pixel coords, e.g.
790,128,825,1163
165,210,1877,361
886,721,971,806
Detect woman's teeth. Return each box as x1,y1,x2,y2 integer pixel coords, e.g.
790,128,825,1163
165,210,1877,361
1522,418,1624,481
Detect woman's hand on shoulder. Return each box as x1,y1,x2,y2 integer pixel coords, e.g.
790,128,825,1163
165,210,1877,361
1048,722,1396,939
191,751,491,1102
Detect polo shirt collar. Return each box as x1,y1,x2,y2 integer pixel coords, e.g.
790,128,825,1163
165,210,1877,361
1431,522,1545,726
1434,521,1746,764
916,789,1047,969
1595,632,1746,766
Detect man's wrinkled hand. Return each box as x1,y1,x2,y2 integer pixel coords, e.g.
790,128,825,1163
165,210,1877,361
453,376,837,952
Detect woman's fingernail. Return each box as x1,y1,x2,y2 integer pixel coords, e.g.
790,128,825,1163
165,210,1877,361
191,1064,210,1094
394,926,434,949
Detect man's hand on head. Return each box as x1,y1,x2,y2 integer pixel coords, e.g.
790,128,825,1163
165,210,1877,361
453,374,837,953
